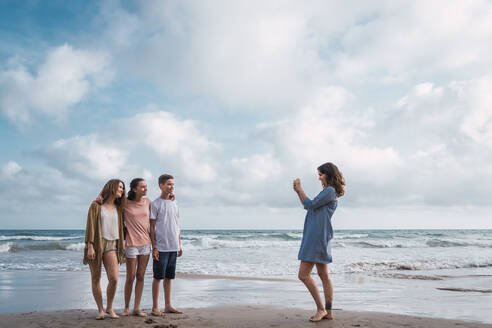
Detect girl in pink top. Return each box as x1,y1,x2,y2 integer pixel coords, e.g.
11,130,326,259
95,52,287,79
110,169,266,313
121,178,152,317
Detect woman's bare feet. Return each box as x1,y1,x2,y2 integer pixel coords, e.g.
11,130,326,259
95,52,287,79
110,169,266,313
164,306,183,314
106,308,120,319
95,310,105,320
120,308,130,316
133,309,147,317
323,309,333,320
309,309,327,322
151,308,162,316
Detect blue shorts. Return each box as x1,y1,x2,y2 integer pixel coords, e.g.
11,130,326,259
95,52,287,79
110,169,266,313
153,251,177,280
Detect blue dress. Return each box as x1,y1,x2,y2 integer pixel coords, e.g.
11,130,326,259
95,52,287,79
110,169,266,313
298,186,337,264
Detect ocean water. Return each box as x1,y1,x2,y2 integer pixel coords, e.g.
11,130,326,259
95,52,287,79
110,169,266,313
1,229,491,276
1,229,492,322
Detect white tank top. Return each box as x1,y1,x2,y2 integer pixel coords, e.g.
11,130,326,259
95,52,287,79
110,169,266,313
101,206,119,240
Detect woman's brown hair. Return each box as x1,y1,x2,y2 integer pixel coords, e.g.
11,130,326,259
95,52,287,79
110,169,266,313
318,162,345,197
99,179,126,211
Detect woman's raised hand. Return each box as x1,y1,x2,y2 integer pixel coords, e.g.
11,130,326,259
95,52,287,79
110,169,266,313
293,178,301,192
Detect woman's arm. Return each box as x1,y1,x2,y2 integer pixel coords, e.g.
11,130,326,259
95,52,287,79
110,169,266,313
303,187,336,210
85,203,97,260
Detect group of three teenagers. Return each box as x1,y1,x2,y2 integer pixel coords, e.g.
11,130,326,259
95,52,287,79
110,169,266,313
83,174,182,320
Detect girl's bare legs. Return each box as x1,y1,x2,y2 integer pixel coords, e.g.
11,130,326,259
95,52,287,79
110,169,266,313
121,258,137,316
298,261,326,322
102,251,119,319
89,260,105,320
316,263,334,320
133,255,150,316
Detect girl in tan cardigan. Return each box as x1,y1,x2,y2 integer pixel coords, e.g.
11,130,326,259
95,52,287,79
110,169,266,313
84,179,126,320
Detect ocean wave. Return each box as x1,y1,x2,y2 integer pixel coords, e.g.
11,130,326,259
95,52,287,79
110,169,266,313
336,233,369,239
65,242,85,251
425,239,473,247
0,263,86,272
183,232,302,242
347,260,492,273
373,273,444,280
339,240,421,248
0,235,81,241
0,242,14,253
334,238,492,249
181,236,298,250
0,242,85,252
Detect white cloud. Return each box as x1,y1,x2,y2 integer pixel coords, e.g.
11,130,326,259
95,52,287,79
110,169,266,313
95,0,492,111
38,110,218,185
455,77,492,148
335,1,492,80
0,44,112,126
42,134,129,181
0,161,93,228
258,86,402,175
229,153,284,184
366,77,492,206
1,161,22,178
119,111,219,183
397,83,444,111
98,2,377,110
393,77,492,149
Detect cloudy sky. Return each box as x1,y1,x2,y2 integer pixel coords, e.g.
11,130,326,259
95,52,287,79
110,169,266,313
1,0,491,229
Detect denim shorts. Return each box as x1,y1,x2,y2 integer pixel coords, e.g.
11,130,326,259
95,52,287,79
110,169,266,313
153,251,177,280
125,244,151,258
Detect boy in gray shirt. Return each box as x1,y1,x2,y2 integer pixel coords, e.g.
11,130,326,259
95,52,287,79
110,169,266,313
150,174,183,315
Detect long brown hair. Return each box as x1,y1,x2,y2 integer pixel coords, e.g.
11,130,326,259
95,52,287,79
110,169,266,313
127,178,144,201
318,162,345,197
99,179,126,211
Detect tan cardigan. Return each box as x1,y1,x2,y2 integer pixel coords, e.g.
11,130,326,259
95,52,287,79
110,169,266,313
83,201,125,265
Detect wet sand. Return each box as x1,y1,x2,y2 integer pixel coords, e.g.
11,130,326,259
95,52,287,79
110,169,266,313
1,305,491,328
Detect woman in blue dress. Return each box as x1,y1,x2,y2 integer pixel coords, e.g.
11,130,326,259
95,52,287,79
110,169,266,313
293,162,345,322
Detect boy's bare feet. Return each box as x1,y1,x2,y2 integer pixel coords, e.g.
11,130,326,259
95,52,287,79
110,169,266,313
309,309,327,322
133,309,147,317
106,309,120,319
95,310,105,320
151,308,162,316
323,309,334,320
164,306,183,314
120,308,130,316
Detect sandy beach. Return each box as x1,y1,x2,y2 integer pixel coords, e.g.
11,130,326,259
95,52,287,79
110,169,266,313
1,305,491,328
